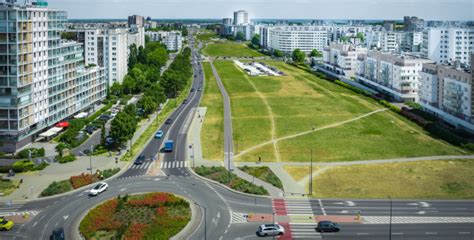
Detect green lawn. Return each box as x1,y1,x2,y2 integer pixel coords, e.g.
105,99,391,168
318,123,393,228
206,60,464,162
239,166,283,189
200,62,224,161
203,42,264,58
0,178,19,196
196,32,219,42
310,160,474,199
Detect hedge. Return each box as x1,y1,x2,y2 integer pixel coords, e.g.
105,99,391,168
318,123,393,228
56,155,77,164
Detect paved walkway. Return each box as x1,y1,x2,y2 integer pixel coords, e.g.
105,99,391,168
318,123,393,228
210,60,234,170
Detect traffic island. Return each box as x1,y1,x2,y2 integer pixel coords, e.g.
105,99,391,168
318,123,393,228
79,192,191,239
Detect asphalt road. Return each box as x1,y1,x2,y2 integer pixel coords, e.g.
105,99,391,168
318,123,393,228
1,32,474,240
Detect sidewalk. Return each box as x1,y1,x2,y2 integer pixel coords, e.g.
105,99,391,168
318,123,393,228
0,155,127,202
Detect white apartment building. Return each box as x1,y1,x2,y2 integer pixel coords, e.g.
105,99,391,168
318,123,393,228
233,10,249,25
422,28,474,67
356,51,433,102
419,62,474,132
145,31,183,51
0,2,107,152
321,43,367,78
266,26,328,54
128,26,145,49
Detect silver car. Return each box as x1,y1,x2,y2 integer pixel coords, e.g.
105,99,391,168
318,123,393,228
257,224,285,237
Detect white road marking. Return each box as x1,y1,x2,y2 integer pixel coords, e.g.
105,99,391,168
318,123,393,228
459,232,471,234
426,232,438,235
63,215,69,220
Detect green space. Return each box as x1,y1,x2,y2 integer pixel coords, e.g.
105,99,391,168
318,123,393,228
207,60,464,163
196,32,219,42
310,160,474,199
79,193,190,239
194,166,268,195
284,165,321,182
202,42,264,58
200,62,224,161
40,180,73,197
238,166,283,189
0,177,20,196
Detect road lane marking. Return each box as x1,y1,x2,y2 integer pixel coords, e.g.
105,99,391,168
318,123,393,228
459,232,471,234
425,232,438,235
392,233,404,235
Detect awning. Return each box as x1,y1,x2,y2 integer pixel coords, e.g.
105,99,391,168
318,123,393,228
74,112,88,119
39,127,63,138
55,122,69,128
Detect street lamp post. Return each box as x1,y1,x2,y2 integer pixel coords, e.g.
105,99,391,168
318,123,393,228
309,149,313,196
89,145,94,175
272,211,276,240
194,202,207,240
388,196,392,240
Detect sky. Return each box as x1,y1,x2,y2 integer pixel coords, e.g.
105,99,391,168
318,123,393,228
46,0,473,21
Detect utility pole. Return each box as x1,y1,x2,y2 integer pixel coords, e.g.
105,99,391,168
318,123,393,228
389,196,392,240
309,149,313,196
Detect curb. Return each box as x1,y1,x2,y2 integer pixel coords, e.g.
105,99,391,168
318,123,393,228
171,197,201,240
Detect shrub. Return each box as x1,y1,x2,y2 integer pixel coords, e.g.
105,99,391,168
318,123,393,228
34,162,49,171
70,173,95,189
56,155,77,164
40,180,73,197
16,148,45,159
79,199,121,238
12,160,35,172
102,168,120,179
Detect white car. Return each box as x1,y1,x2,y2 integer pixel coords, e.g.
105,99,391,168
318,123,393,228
89,182,108,196
256,224,285,237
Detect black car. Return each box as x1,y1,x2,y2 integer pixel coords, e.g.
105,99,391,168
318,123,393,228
165,118,173,124
191,88,195,92
316,221,340,233
183,99,188,104
50,227,65,240
99,114,112,121
105,136,115,146
134,155,146,165
84,125,96,135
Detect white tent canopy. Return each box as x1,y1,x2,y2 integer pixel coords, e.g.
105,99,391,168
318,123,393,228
39,127,63,138
74,112,88,119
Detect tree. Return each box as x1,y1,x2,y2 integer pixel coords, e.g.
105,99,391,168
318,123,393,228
145,35,151,44
356,32,365,42
128,44,138,70
110,112,137,145
61,32,76,41
137,95,158,115
292,48,306,63
251,34,261,46
273,49,284,58
137,46,146,64
55,143,68,157
340,36,350,43
109,82,123,97
182,28,189,37
310,49,323,58
122,75,136,95
235,32,245,41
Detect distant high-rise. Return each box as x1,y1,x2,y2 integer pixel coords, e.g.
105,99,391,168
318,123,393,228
128,15,144,28
222,18,232,26
233,10,249,25
404,16,424,31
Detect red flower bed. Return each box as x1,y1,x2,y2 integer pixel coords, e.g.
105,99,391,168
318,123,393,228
127,192,172,207
70,173,94,189
123,223,149,240
79,199,122,238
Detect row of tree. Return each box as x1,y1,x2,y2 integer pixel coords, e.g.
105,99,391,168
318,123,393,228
159,47,193,98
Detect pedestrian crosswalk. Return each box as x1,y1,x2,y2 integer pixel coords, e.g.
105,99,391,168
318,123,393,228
129,161,154,170
0,210,39,218
288,223,322,239
230,211,247,224
160,161,188,169
285,199,314,215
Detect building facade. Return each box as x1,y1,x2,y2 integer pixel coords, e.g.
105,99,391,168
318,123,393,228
128,15,144,28
422,28,474,67
321,43,367,78
419,62,473,132
233,10,248,25
266,26,328,54
0,2,107,152
356,51,433,102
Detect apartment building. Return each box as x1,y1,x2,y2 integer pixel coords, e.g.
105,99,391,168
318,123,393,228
0,1,107,152
66,26,143,86
145,30,182,51
321,43,367,78
356,51,433,102
419,61,473,132
266,26,328,54
422,28,474,67
128,15,144,28
233,10,249,25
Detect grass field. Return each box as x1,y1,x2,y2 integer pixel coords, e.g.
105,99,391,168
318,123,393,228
196,32,219,42
208,59,464,163
309,160,474,199
203,42,264,58
200,62,224,161
239,166,283,189
283,166,321,182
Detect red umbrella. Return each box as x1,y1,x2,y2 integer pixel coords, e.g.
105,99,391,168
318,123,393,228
56,122,69,128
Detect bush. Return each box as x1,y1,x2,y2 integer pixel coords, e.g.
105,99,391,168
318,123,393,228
16,148,45,159
70,173,96,189
40,180,73,197
102,168,120,179
12,160,35,172
56,155,77,164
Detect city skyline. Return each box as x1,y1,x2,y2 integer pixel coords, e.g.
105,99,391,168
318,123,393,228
47,0,473,20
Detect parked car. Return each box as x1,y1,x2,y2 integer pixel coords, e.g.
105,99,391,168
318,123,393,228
50,227,65,240
99,114,112,121
155,130,164,139
89,182,108,196
256,224,285,237
134,155,146,165
316,221,340,233
165,118,173,124
84,125,97,135
0,217,14,231
105,136,115,146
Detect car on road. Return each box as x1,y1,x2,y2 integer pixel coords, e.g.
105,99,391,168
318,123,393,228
134,155,146,165
50,227,65,240
155,130,164,139
165,118,173,124
89,182,108,196
0,217,13,231
316,221,340,233
191,88,195,92
256,224,285,237
183,99,188,104
197,88,202,91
